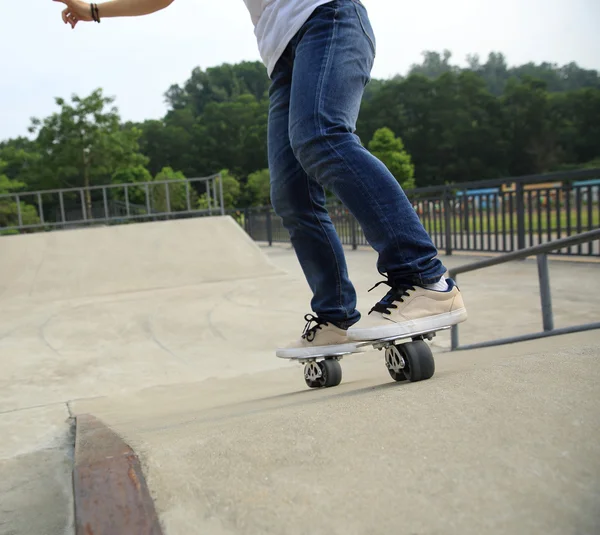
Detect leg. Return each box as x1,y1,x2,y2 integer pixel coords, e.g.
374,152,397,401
286,0,467,340
268,45,361,329
288,0,446,286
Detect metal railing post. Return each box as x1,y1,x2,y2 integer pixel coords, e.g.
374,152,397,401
59,191,66,226
516,182,526,250
537,253,554,332
244,207,250,234
37,193,45,225
463,189,470,249
124,186,131,217
165,182,171,216
15,194,23,228
213,176,219,215
219,173,225,216
451,326,459,351
351,216,358,250
266,208,273,246
206,180,212,215
103,187,109,220
443,190,453,256
145,184,151,216
80,189,87,220
451,273,459,350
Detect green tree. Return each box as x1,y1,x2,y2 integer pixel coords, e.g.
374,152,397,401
411,50,599,95
409,50,457,79
2,55,599,208
164,61,270,116
151,166,198,213
552,88,600,167
502,77,561,175
359,71,508,185
197,169,241,210
0,137,42,186
27,88,149,214
0,166,26,195
245,168,271,206
0,161,40,232
368,128,415,189
193,93,268,179
111,165,154,206
131,118,195,177
430,71,508,181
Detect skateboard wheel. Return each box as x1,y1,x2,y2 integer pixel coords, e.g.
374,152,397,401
400,340,435,382
304,358,342,388
385,345,408,382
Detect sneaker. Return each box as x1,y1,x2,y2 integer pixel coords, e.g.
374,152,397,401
347,278,467,341
276,314,362,359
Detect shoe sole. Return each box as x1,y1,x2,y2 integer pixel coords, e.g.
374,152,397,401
276,342,364,359
347,308,468,342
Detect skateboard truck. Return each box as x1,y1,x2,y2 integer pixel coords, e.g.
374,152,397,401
283,326,450,390
371,329,438,351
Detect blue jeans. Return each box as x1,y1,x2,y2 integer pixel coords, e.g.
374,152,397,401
268,0,446,329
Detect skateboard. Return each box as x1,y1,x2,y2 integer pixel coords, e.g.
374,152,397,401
278,326,451,389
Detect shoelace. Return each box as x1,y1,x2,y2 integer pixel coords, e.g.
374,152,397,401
301,313,329,342
368,279,415,315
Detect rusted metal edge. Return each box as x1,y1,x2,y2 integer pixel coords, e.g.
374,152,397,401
72,414,164,535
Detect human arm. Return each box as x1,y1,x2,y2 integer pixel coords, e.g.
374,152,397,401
53,0,175,28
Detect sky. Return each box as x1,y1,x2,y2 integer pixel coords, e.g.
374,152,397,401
1,0,599,142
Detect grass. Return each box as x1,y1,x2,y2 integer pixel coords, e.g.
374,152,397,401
418,206,599,235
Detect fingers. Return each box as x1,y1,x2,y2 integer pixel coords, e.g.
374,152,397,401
56,0,92,29
62,7,78,28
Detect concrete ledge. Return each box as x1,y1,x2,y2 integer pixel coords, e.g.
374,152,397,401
73,414,163,535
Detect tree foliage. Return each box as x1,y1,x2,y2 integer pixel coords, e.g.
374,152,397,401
26,89,148,191
1,51,599,217
246,168,271,206
367,128,415,189
409,50,600,95
152,166,198,212
197,169,241,210
0,161,40,232
111,165,154,205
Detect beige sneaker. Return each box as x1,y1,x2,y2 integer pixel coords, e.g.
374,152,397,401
347,278,467,341
276,314,362,359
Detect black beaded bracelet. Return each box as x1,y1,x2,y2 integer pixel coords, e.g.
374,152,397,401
90,3,101,23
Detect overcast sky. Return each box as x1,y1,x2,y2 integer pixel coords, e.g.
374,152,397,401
1,0,598,142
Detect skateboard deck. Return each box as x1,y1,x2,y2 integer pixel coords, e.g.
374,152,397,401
278,326,451,389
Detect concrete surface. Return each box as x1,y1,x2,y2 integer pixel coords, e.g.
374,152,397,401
0,404,74,535
1,216,599,535
70,336,600,535
0,216,282,301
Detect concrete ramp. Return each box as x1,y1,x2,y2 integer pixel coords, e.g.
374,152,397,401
2,224,599,535
0,216,300,415
0,216,281,301
0,216,294,535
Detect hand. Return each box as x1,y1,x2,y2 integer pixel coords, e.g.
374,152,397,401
53,0,94,29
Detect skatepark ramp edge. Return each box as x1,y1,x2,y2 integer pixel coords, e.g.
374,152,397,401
0,215,284,302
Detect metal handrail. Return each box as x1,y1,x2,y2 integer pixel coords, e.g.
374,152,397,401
0,175,220,199
448,228,600,350
0,174,225,233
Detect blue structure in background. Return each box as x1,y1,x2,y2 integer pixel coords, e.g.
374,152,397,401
455,187,501,209
572,178,600,203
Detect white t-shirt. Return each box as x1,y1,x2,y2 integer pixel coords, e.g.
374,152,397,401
243,0,334,76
